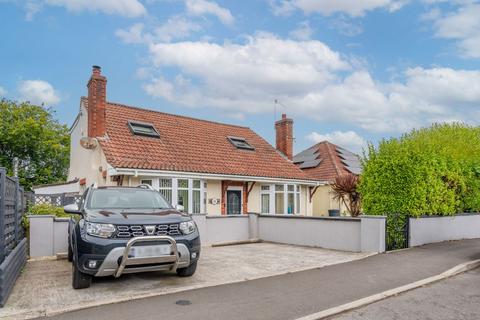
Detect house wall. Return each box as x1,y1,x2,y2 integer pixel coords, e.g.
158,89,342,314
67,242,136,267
206,180,222,215
68,104,111,192
312,185,347,216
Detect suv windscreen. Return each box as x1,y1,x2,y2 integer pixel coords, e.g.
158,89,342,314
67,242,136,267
88,189,171,210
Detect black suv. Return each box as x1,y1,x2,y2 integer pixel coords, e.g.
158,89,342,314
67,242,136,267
64,186,201,289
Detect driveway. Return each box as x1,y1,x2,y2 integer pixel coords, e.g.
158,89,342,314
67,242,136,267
0,242,371,319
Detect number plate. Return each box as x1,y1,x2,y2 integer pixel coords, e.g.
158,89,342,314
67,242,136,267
129,245,171,258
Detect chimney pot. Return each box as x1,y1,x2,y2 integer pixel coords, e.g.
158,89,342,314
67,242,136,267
282,113,287,119
92,65,101,75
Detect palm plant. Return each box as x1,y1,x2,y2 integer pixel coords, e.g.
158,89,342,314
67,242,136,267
331,173,362,217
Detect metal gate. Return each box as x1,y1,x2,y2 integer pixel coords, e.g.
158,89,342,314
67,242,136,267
385,212,410,251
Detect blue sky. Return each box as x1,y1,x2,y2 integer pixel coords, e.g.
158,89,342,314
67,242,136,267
1,0,480,154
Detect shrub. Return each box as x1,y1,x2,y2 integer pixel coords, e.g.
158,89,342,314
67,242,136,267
23,203,73,231
359,123,480,217
359,123,480,249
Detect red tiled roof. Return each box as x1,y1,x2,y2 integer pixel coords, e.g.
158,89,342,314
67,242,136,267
293,141,361,182
95,100,311,181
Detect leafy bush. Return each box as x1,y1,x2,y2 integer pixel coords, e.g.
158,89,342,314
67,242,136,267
359,123,480,249
359,123,480,217
23,203,73,231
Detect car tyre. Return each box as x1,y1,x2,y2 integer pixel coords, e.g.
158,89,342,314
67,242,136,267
176,261,197,277
72,259,92,289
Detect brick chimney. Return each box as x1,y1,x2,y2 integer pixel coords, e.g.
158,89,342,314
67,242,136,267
275,113,293,160
87,65,107,138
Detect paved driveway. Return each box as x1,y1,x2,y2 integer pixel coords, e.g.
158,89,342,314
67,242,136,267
0,242,371,319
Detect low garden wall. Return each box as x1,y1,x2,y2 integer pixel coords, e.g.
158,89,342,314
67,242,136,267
29,213,386,257
194,214,385,253
29,215,69,257
409,213,480,247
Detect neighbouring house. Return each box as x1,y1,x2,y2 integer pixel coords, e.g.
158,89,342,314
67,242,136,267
33,179,79,195
67,66,318,215
293,141,362,216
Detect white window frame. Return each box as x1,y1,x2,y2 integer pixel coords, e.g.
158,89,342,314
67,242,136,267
138,177,205,214
260,183,300,214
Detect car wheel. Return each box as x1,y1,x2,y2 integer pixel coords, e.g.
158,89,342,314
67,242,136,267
72,259,92,289
176,261,197,277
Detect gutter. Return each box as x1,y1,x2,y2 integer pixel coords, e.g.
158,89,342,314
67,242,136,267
109,167,325,186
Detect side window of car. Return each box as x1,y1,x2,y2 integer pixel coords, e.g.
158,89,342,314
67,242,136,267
78,188,89,210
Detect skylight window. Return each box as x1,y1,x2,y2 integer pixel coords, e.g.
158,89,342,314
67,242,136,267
128,121,160,138
227,136,254,151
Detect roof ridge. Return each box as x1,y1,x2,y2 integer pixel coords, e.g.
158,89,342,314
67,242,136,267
105,100,251,130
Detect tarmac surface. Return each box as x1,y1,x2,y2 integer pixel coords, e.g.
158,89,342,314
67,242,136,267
46,239,480,320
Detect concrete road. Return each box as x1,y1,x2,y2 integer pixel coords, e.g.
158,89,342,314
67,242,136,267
45,239,480,320
333,267,480,320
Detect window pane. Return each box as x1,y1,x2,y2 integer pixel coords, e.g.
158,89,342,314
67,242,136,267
178,189,189,212
159,189,172,204
141,179,152,186
261,194,270,213
261,185,270,191
159,178,172,188
296,193,300,214
275,193,284,214
193,190,201,213
287,185,294,192
287,193,295,214
178,179,188,189
275,184,284,192
193,180,201,189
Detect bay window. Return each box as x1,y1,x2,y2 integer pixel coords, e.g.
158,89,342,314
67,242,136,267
140,178,205,214
261,183,301,214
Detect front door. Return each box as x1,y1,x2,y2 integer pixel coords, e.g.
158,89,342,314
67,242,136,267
227,190,242,215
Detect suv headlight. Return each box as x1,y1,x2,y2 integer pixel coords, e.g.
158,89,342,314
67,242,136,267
86,222,116,238
179,221,196,235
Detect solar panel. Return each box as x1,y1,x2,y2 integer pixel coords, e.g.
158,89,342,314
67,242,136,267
293,146,321,169
336,146,362,174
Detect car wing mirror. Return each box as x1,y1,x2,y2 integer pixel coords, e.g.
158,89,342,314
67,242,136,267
64,203,81,214
175,204,185,212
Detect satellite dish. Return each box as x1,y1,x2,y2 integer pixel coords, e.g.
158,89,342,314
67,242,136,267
80,137,98,149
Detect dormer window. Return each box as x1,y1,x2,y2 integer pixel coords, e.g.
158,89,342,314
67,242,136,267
227,136,254,151
128,121,160,138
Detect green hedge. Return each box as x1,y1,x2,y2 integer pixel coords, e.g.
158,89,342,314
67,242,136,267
359,123,480,249
23,203,73,231
359,123,480,217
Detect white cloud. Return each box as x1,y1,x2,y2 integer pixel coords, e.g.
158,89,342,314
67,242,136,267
289,21,313,40
0,86,7,96
329,16,363,36
140,32,480,134
23,0,146,19
270,0,407,17
18,80,60,105
425,2,480,58
185,0,234,25
116,17,201,44
115,23,146,44
306,130,366,153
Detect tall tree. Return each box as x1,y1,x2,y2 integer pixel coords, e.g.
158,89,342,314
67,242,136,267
0,99,70,190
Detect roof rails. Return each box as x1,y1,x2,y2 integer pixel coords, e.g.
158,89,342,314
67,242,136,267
137,184,156,191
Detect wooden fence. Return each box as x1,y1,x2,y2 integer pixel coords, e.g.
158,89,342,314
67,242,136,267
0,167,27,306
